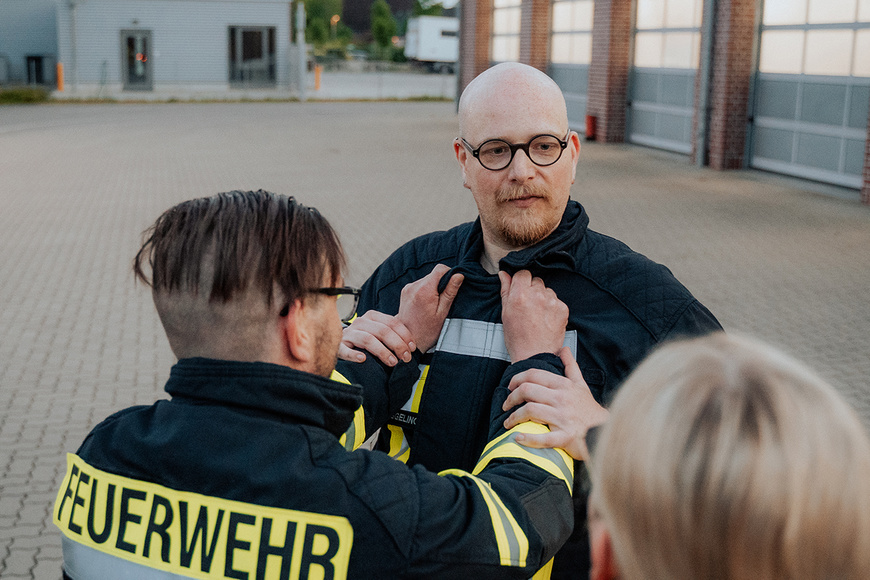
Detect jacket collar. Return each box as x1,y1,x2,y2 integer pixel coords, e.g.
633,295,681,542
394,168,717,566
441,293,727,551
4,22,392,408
454,200,589,277
164,358,362,437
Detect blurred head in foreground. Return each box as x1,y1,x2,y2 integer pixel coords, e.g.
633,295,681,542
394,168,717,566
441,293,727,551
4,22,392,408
587,332,870,580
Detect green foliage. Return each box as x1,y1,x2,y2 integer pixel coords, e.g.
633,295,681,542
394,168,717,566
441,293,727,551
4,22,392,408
304,0,343,47
304,0,341,21
413,0,444,16
0,86,50,104
371,0,397,49
307,18,329,45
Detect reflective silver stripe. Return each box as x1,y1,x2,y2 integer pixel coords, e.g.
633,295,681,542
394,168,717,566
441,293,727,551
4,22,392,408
478,431,573,485
388,424,411,462
341,417,357,451
474,479,524,566
434,319,577,362
63,537,187,579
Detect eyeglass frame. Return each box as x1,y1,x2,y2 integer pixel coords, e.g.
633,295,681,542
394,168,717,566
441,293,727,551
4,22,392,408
279,286,361,324
460,131,571,171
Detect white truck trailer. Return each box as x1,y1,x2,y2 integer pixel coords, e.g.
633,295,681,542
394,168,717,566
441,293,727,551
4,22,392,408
404,16,459,74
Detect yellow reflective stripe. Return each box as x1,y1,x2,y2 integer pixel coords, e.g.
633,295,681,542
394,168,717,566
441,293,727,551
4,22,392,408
330,370,366,451
329,369,350,385
410,365,429,412
386,425,410,463
338,406,366,451
531,557,554,579
439,469,529,567
473,423,573,493
54,454,353,580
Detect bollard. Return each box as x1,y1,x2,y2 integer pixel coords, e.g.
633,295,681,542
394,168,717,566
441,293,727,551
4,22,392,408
314,64,322,91
57,62,64,92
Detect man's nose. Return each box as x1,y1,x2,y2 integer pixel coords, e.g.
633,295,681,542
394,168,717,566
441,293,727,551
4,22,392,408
508,148,536,181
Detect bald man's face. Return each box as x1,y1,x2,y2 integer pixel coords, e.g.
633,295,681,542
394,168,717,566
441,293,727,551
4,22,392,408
455,77,580,250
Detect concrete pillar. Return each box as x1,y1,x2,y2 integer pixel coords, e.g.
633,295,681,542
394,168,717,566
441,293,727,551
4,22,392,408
587,0,632,143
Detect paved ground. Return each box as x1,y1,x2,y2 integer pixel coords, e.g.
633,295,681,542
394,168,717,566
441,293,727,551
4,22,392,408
1,99,869,579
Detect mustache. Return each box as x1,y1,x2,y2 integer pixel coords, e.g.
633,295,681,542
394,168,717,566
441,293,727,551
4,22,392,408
496,183,549,203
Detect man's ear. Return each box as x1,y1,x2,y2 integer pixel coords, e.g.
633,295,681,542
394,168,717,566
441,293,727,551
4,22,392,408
589,524,619,580
281,299,315,365
454,138,471,190
569,131,581,184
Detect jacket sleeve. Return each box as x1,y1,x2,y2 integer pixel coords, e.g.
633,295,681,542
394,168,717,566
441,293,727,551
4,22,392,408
662,298,723,340
401,353,574,578
334,353,423,449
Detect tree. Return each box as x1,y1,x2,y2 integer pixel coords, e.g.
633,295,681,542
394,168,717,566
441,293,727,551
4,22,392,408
303,0,342,47
370,0,397,49
413,0,444,17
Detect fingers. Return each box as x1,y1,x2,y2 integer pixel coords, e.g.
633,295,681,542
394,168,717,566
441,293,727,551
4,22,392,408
337,342,366,363
341,312,416,367
559,346,585,383
498,270,511,301
438,273,464,316
428,263,451,281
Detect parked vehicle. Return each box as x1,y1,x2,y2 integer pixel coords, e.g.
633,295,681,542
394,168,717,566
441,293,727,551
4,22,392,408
404,16,458,74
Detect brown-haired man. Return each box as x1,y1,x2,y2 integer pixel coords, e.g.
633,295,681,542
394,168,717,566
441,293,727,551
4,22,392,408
54,189,575,579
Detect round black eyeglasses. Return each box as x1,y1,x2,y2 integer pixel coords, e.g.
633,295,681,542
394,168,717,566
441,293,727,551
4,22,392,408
461,132,570,171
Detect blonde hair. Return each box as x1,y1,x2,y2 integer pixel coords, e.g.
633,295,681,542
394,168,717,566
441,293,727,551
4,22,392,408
588,332,870,580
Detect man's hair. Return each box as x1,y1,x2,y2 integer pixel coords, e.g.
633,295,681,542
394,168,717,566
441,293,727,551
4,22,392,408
133,190,345,307
588,332,870,580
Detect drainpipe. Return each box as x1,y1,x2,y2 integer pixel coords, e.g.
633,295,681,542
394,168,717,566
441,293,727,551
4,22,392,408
695,0,717,167
295,1,307,102
68,0,78,93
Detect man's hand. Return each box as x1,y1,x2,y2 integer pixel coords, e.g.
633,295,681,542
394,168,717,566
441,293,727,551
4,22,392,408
338,311,416,366
502,347,609,462
396,264,463,353
499,270,568,362
337,264,463,366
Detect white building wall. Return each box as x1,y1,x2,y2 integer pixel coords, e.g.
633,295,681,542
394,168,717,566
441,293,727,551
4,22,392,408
55,0,291,96
0,0,58,84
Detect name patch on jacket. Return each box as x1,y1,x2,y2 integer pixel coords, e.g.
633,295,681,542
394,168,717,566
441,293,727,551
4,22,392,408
54,453,353,579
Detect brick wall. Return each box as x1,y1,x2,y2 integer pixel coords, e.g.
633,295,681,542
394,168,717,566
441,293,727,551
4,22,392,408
703,0,756,170
586,0,632,142
458,0,492,94
520,0,550,72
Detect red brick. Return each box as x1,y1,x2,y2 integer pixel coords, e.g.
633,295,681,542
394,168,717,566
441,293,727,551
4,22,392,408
587,0,631,142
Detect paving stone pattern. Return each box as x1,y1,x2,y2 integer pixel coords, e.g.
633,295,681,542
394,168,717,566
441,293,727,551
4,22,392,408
1,102,869,579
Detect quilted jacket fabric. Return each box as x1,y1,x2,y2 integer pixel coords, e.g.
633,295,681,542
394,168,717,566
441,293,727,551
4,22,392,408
335,200,722,578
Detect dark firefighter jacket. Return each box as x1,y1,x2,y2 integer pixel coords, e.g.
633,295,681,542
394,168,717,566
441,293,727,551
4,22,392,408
54,356,573,580
335,200,723,578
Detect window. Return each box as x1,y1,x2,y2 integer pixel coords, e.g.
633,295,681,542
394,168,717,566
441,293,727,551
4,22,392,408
229,26,276,86
758,0,870,76
633,0,702,69
492,0,522,62
550,0,593,64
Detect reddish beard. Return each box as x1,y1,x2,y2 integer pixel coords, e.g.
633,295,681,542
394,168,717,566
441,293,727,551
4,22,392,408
495,183,557,247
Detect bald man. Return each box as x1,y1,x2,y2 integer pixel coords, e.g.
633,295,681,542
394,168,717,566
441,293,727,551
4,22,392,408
335,63,722,578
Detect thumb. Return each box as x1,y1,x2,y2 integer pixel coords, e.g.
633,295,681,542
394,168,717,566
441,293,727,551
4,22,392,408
438,273,464,314
559,347,584,382
498,270,511,302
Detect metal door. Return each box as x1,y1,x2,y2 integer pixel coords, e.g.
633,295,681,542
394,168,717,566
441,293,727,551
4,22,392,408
121,30,152,91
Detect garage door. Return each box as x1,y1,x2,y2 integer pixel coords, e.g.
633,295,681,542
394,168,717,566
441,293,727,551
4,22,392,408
627,0,702,154
750,0,870,189
548,0,594,132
